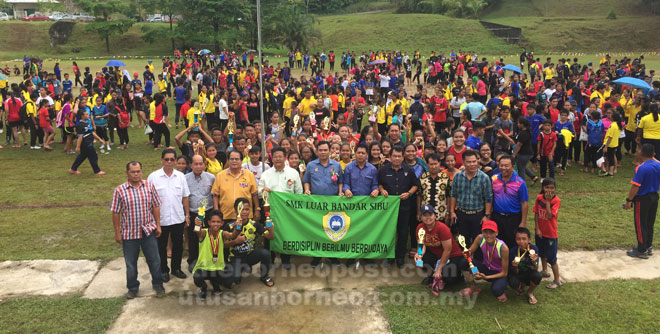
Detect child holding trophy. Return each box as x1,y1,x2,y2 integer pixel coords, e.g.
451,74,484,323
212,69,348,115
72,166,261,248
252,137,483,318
192,210,242,299
508,227,541,304
414,205,466,291
461,220,510,301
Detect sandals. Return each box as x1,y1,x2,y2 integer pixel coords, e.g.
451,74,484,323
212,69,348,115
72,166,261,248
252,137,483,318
528,294,538,304
261,276,274,287
459,287,482,296
546,280,563,289
429,278,445,296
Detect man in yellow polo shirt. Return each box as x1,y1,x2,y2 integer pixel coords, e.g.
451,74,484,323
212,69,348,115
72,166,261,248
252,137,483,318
590,83,606,109
299,88,317,116
211,150,260,221
624,90,644,155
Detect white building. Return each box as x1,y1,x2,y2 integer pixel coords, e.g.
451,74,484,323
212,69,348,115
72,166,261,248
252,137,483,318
5,0,61,19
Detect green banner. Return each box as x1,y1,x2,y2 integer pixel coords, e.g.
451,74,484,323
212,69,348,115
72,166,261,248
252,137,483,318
270,192,399,259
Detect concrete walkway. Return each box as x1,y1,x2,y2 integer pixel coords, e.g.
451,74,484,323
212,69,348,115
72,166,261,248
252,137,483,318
2,250,659,333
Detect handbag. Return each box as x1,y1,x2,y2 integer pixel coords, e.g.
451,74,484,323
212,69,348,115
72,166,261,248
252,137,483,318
144,124,153,135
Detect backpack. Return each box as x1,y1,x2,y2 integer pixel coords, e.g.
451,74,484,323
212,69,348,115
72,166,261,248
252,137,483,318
587,119,603,146
18,103,29,123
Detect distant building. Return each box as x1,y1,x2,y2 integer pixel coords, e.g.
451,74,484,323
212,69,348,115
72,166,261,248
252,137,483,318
5,0,78,19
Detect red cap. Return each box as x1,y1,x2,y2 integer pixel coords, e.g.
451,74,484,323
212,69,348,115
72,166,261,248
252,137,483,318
481,220,498,233
133,72,139,77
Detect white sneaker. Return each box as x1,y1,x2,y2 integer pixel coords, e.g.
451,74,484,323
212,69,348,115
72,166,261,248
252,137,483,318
30,146,35,149
34,146,41,149
0,129,3,134
100,148,105,154
107,145,111,151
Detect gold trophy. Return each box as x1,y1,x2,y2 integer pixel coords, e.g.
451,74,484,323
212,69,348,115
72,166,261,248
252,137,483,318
263,191,273,228
193,102,201,131
228,112,235,152
349,141,356,156
322,116,330,130
457,234,478,275
195,198,208,232
235,202,244,231
310,112,317,138
292,114,300,136
416,228,425,267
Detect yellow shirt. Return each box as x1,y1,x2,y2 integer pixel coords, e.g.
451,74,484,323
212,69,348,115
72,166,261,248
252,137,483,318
205,158,223,176
338,92,345,109
604,122,621,147
25,101,37,117
187,106,203,125
283,96,295,118
639,114,660,140
158,80,167,93
104,94,112,103
299,97,317,116
148,63,154,73
295,52,301,61
198,92,214,114
0,79,7,89
590,91,605,109
543,67,554,79
340,160,352,172
625,104,641,132
211,168,258,220
376,105,386,124
398,98,409,116
386,100,397,124
238,71,247,88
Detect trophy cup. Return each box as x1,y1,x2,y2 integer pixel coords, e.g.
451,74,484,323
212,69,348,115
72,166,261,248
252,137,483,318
228,112,235,152
368,105,377,123
235,202,244,231
292,114,300,136
310,112,317,139
195,198,208,232
263,191,273,228
457,234,478,275
193,102,201,131
416,228,425,267
350,141,356,157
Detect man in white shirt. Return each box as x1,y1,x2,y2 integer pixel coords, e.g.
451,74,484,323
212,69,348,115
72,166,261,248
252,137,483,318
379,73,391,98
258,147,303,268
148,148,191,282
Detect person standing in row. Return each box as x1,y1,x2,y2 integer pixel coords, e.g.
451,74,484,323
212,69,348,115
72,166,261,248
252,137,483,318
185,154,215,272
111,161,165,299
624,143,660,259
148,148,191,282
491,155,529,249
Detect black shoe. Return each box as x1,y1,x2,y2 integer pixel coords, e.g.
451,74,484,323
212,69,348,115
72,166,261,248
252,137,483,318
345,259,356,267
421,276,433,285
125,290,138,299
330,258,341,266
172,270,187,279
188,264,195,274
648,247,654,256
310,258,321,267
198,289,207,299
212,286,222,296
154,286,166,297
396,258,404,269
627,249,649,259
161,272,170,283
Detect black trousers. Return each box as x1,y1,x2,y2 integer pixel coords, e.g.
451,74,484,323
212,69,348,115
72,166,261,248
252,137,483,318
95,125,108,141
492,211,522,249
457,210,484,246
206,112,219,130
117,128,129,145
108,116,118,143
633,192,658,253
265,238,291,264
229,248,272,282
395,209,411,261
71,145,100,173
152,122,170,148
175,103,183,124
509,270,542,288
157,222,184,273
193,268,234,291
422,253,466,285
408,203,419,250
28,119,43,146
624,130,637,153
186,211,201,268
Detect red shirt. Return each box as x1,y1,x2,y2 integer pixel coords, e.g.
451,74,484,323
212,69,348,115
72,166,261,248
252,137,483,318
537,132,557,156
533,194,560,238
4,97,23,122
329,53,335,62
218,73,227,89
416,222,463,259
38,108,51,127
430,95,447,123
118,107,130,129
448,145,467,169
548,107,560,124
180,102,191,117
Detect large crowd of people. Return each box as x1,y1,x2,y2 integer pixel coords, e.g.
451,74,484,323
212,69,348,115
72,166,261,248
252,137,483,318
4,48,660,304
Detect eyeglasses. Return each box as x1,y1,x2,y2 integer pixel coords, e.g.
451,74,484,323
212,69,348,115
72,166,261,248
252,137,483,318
163,158,175,162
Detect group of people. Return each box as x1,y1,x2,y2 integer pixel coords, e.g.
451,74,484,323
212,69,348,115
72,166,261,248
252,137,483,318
5,48,659,304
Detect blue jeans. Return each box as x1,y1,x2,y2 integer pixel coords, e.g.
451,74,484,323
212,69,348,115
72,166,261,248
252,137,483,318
122,232,163,291
471,259,508,297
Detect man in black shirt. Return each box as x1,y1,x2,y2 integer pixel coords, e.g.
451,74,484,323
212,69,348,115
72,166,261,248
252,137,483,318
378,146,420,268
69,109,106,175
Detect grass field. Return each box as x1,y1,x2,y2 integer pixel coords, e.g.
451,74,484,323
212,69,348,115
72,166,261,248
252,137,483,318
380,279,660,333
0,295,125,334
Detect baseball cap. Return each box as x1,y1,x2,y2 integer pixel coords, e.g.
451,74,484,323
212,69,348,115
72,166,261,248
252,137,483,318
133,72,139,77
420,205,435,214
481,220,498,233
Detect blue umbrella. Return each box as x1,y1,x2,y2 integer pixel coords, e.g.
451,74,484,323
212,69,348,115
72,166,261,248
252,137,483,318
198,49,211,56
612,77,652,90
501,64,522,73
0,73,8,81
369,60,387,65
105,60,126,67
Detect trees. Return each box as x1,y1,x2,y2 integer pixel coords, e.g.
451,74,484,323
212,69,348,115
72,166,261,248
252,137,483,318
263,2,320,51
140,0,181,51
73,0,135,53
175,0,250,51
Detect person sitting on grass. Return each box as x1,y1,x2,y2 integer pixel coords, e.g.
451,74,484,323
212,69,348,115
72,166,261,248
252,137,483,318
192,210,241,299
228,197,275,287
508,227,541,304
461,220,510,302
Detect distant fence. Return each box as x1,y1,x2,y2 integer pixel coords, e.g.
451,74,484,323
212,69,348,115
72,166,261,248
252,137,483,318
479,21,521,45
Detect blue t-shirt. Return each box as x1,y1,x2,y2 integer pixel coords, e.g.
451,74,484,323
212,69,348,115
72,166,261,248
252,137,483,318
492,171,529,214
465,134,482,150
62,80,72,93
554,120,574,134
526,114,545,144
92,105,108,127
632,160,660,196
175,86,186,104
145,80,153,95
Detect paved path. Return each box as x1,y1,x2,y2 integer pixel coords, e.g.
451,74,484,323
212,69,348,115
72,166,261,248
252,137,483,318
2,250,659,333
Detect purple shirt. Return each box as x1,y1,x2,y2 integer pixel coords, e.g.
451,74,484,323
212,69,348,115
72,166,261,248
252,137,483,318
491,171,528,214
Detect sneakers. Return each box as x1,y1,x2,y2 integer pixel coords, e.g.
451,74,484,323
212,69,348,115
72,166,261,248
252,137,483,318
598,170,609,177
125,290,138,299
154,285,166,297
198,289,207,300
626,249,649,259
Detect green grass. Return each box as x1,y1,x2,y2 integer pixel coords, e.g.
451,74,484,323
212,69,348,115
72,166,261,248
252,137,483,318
0,295,125,334
315,12,519,55
380,279,660,333
482,0,649,19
